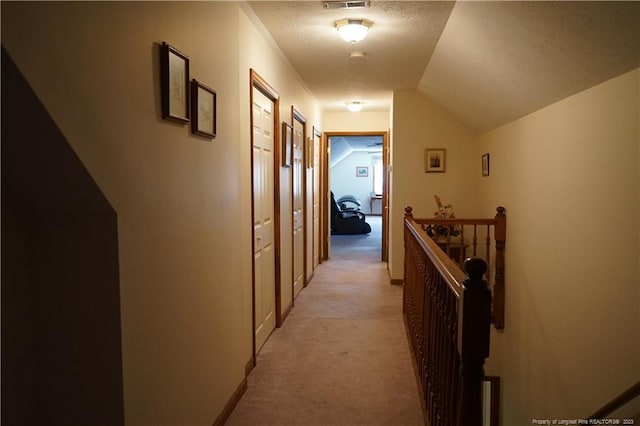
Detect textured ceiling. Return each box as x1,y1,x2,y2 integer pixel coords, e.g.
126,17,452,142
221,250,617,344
248,1,455,111
248,1,640,133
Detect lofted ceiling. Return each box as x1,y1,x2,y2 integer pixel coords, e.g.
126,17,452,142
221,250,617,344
247,1,640,133
328,135,383,167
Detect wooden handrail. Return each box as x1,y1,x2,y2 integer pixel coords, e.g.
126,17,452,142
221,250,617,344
588,381,640,420
403,206,492,426
416,206,506,330
405,209,466,297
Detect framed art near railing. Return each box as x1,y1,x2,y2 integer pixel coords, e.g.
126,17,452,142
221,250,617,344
482,153,490,176
160,42,189,123
425,148,446,173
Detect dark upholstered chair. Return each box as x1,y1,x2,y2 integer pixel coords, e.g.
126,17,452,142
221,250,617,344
331,192,371,235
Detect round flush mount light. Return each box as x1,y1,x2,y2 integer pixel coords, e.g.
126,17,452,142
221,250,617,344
335,18,372,44
347,101,363,112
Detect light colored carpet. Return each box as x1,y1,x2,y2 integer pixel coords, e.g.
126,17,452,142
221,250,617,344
226,216,425,425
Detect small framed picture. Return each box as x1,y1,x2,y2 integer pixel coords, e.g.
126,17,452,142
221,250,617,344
306,136,314,169
425,148,446,173
482,153,490,176
356,166,368,177
282,122,293,167
190,79,216,138
160,42,189,123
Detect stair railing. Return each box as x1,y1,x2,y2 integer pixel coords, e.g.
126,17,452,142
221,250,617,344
415,206,506,330
403,207,492,426
588,381,640,421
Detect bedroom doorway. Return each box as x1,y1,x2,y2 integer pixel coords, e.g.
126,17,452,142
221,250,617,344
323,131,389,262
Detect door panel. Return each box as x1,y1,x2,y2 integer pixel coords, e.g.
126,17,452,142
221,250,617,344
313,130,320,268
292,118,304,298
253,88,276,352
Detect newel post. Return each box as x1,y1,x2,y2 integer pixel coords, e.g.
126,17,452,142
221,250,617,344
493,206,506,330
457,258,491,426
404,206,413,220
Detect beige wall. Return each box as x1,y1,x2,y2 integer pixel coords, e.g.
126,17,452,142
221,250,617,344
239,4,322,319
476,69,640,423
323,110,390,131
2,2,319,424
389,75,639,421
389,90,477,280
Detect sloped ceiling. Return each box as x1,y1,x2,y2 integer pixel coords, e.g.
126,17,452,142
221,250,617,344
418,1,640,132
329,135,383,167
247,1,640,133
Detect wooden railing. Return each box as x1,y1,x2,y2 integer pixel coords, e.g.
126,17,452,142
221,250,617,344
403,207,492,426
415,206,506,330
588,380,640,421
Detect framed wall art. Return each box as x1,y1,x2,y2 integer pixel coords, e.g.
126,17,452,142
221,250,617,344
482,153,490,176
356,166,368,177
306,136,314,169
282,122,293,167
425,148,446,173
190,79,216,138
160,42,190,123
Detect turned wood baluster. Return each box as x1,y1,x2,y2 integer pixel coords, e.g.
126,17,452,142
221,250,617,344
444,290,457,425
485,225,491,279
459,226,465,266
472,225,478,257
493,206,507,330
403,206,413,315
434,279,445,424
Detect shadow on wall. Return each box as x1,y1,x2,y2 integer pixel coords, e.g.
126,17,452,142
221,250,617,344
1,47,124,425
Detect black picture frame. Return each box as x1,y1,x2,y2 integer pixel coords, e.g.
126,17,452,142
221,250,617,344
425,148,446,173
282,122,293,167
160,42,189,123
482,153,490,176
191,79,216,138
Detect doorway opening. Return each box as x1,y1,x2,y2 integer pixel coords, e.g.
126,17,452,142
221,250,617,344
324,132,389,262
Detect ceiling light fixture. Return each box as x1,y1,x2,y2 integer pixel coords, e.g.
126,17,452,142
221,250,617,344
347,101,363,112
335,18,372,44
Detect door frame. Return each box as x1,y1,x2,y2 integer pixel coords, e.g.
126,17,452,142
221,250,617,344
321,131,390,262
312,126,322,267
291,107,308,290
249,69,281,366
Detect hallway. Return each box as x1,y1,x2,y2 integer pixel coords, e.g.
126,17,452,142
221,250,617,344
226,217,424,425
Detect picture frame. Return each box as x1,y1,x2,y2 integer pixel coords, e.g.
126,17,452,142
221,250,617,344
190,79,216,138
425,148,446,173
160,42,190,123
306,136,314,169
482,153,490,176
356,166,368,177
282,122,293,167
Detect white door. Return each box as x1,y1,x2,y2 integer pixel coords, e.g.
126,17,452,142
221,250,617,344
252,87,276,352
292,120,305,298
313,131,320,268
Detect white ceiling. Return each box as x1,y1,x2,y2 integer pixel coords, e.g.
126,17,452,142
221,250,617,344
247,1,639,133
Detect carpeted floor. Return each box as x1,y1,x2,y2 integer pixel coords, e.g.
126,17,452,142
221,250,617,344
226,216,425,425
